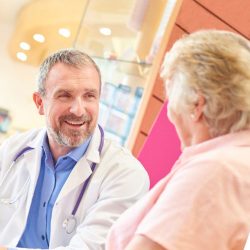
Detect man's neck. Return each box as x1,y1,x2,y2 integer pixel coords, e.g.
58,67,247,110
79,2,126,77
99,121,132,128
48,140,72,162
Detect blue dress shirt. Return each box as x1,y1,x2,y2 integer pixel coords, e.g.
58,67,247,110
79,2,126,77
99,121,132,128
17,134,91,248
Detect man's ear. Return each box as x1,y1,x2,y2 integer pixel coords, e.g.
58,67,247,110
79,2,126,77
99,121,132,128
33,92,45,115
191,94,206,122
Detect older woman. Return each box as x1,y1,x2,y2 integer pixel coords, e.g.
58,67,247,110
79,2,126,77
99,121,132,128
106,30,250,250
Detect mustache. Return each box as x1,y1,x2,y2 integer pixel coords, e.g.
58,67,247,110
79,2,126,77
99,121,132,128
60,114,91,123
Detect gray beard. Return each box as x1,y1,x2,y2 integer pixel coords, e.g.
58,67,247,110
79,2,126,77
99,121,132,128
47,123,92,148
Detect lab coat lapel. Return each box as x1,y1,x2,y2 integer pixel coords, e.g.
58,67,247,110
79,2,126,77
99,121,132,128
56,126,101,202
22,130,45,218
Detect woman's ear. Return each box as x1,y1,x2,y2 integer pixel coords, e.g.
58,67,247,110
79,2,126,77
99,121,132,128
190,94,205,122
33,92,45,115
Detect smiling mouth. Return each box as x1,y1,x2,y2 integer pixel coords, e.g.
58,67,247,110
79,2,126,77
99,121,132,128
64,120,86,127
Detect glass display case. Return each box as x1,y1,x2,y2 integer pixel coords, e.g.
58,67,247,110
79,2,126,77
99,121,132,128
93,57,148,145
74,0,169,145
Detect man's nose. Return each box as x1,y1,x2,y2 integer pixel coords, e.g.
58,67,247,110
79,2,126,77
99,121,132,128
69,98,85,116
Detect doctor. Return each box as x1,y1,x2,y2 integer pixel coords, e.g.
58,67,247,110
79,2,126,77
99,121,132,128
0,49,149,250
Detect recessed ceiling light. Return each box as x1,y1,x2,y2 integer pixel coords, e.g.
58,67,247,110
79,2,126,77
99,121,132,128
19,42,31,50
99,27,112,36
16,52,27,61
58,28,71,38
33,33,45,43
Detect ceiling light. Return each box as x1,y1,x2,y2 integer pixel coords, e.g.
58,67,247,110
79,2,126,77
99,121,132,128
58,28,71,38
16,52,27,61
99,27,112,36
19,42,31,50
33,33,45,43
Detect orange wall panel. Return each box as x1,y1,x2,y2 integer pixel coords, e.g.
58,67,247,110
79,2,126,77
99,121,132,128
152,75,165,102
198,0,250,37
166,24,188,49
176,0,236,33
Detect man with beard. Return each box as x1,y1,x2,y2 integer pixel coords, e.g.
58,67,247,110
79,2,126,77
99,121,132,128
0,49,149,250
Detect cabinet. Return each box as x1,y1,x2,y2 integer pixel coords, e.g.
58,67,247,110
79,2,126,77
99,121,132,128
92,58,148,145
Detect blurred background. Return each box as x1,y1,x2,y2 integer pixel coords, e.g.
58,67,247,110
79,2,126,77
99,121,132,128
0,0,178,146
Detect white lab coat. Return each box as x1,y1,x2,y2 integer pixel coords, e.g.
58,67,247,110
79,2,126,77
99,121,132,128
0,126,149,250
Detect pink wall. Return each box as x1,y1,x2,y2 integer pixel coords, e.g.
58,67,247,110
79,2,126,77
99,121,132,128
138,102,181,188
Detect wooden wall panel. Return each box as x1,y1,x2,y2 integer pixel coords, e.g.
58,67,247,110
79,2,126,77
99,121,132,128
165,24,187,50
176,0,236,33
152,75,165,102
198,0,250,37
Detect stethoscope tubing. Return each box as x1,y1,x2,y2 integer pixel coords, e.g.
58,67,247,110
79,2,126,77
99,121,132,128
63,125,104,234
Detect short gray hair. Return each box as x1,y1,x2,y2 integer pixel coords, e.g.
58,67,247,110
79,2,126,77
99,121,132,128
37,48,101,96
161,30,250,137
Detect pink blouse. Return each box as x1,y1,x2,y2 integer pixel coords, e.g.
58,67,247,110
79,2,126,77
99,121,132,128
106,130,250,250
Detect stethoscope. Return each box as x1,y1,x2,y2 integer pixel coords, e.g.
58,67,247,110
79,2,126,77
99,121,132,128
62,124,104,234
0,125,104,234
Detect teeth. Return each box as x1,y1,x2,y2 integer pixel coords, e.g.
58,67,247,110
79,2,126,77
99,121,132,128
66,121,84,125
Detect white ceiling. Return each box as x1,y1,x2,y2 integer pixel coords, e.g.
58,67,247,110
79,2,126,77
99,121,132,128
0,0,30,22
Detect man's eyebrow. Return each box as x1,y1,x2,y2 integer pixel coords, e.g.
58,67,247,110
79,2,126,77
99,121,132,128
54,88,99,94
54,89,73,94
84,88,99,94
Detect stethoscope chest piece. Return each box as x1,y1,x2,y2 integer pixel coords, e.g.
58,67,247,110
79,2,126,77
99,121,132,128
62,215,77,234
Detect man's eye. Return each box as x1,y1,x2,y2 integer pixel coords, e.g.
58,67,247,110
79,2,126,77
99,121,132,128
86,93,96,99
58,93,71,99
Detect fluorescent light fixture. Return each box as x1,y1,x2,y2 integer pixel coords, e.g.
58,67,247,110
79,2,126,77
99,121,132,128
19,42,31,50
16,52,27,61
58,28,71,38
33,33,45,43
99,27,112,36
